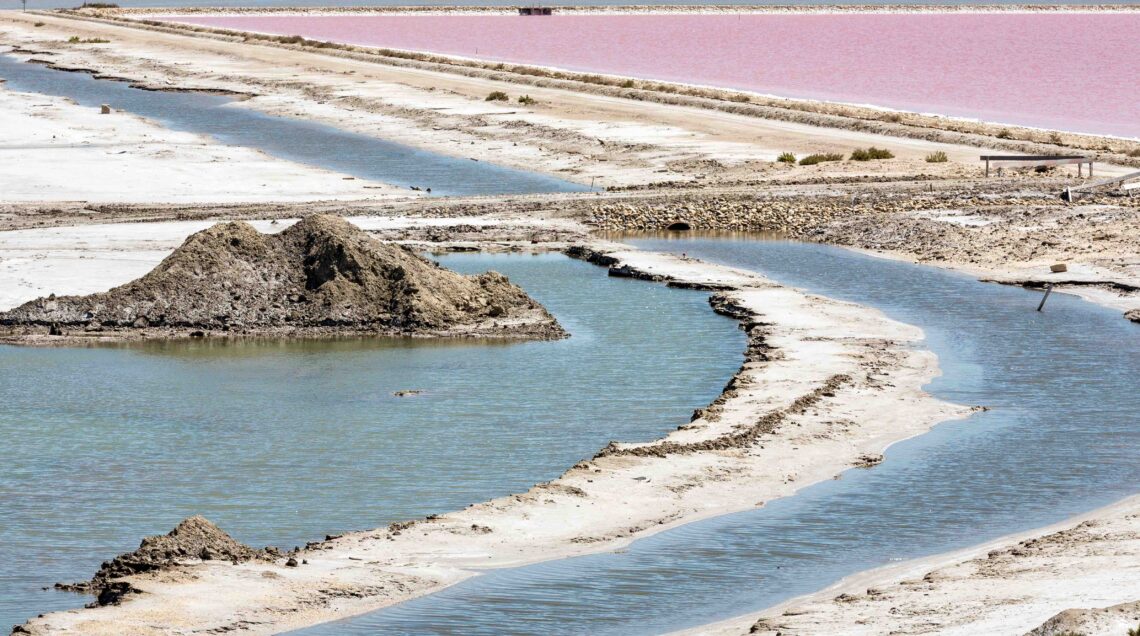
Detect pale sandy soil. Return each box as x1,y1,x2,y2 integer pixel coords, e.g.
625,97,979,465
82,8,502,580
8,216,969,635
0,62,406,204
0,12,1021,194
682,495,1140,636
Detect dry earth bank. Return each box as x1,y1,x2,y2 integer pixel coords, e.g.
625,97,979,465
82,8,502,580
683,495,1140,636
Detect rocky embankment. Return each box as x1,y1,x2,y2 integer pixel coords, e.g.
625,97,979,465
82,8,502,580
0,214,564,342
588,189,1140,321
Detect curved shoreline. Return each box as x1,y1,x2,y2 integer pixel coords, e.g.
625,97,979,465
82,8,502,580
13,223,968,635
680,493,1140,636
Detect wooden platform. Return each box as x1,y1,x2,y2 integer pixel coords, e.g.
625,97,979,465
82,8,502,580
981,155,1094,177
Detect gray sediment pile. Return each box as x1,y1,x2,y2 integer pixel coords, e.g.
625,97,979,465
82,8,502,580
0,214,564,342
49,516,270,608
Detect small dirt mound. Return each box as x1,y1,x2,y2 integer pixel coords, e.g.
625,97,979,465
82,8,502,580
0,215,564,342
55,516,269,606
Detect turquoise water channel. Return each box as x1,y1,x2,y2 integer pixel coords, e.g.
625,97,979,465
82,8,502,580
0,252,745,629
291,236,1139,635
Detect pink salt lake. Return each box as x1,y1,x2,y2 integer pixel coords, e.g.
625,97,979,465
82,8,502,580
171,13,1140,138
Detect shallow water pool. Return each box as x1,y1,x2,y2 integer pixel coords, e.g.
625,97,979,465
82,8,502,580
0,252,744,628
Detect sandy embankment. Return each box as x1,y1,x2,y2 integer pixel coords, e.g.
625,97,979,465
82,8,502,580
0,11,1040,194
0,61,406,204
8,216,969,635
684,495,1140,636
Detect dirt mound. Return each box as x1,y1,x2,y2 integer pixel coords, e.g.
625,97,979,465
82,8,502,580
1027,600,1140,635
0,215,564,341
56,516,269,607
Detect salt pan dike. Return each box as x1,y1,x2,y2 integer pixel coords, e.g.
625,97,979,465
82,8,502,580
165,12,1140,139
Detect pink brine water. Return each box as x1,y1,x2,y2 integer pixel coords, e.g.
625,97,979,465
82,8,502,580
171,13,1140,138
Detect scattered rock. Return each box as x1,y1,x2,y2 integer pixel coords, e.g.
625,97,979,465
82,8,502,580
853,453,884,468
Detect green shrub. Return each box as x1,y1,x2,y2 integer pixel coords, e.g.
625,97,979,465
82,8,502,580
925,151,949,163
518,95,536,105
1128,621,1140,636
850,147,895,161
776,152,797,164
799,153,844,166
485,91,509,102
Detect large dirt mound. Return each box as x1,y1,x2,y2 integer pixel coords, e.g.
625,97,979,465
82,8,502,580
0,215,563,341
55,516,270,607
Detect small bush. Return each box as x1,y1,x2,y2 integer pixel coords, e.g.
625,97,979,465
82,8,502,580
620,79,636,89
883,113,902,123
485,91,509,102
1128,149,1140,158
1128,622,1140,636
728,93,751,103
34,21,45,26
518,95,536,105
850,147,895,161
776,152,797,164
1049,132,1063,145
996,128,1013,139
67,36,110,44
78,1,119,6
925,151,949,163
799,153,843,166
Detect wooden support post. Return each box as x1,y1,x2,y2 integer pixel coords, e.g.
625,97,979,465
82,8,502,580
1037,283,1054,312
985,159,990,177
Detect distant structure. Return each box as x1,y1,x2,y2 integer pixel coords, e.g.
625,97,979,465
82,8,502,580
518,6,554,15
980,154,1093,178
